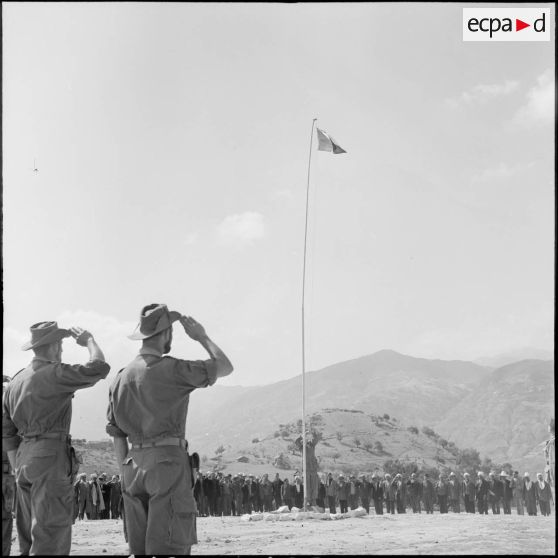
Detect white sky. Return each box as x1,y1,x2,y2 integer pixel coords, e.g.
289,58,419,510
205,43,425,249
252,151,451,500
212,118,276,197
3,2,555,388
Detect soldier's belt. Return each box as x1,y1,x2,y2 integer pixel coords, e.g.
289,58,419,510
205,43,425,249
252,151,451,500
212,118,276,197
22,432,70,442
130,437,187,450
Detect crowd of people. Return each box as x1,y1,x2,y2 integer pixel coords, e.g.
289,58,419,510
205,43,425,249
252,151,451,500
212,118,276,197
72,473,122,521
193,469,554,517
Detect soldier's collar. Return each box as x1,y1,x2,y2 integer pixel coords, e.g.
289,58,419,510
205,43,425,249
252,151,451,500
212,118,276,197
139,346,163,358
32,356,61,364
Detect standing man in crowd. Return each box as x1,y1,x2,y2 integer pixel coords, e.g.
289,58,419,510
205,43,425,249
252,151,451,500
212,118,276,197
99,474,111,519
87,473,104,519
384,474,396,514
422,473,435,514
325,473,337,513
359,474,371,514
394,473,406,513
511,471,524,515
272,473,283,510
500,471,513,514
109,475,122,519
106,304,233,556
74,473,90,521
407,473,422,513
476,471,489,515
462,473,476,514
487,471,502,514
371,473,384,515
436,474,449,514
337,474,349,513
522,472,538,516
448,472,461,513
2,321,109,555
535,472,552,516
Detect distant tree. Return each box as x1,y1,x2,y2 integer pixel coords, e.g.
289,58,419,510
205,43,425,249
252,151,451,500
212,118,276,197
274,453,291,470
383,413,390,420
354,437,361,448
201,455,208,464
281,429,290,438
215,445,225,455
332,452,341,462
364,442,373,452
456,448,481,473
274,431,281,438
252,438,260,444
422,426,436,438
374,441,384,453
336,431,344,442
287,442,298,456
407,426,419,435
439,438,449,448
383,459,418,477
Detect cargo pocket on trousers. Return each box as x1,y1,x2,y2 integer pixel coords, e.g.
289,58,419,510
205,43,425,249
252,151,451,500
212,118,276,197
45,479,73,528
168,495,197,547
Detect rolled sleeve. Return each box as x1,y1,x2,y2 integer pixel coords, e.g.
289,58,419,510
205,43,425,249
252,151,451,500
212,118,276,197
2,393,21,451
57,360,110,392
106,385,127,439
173,358,217,389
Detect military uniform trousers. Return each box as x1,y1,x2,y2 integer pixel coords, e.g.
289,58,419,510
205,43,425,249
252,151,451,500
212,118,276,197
121,445,197,555
2,473,15,556
15,438,74,555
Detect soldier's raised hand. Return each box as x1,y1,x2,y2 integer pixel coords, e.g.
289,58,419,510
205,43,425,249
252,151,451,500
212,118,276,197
69,327,93,346
179,316,207,341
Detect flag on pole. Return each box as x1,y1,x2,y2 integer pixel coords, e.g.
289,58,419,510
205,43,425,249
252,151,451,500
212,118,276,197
316,128,347,154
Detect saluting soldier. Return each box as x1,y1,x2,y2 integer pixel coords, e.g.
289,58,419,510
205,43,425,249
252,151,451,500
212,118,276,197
106,303,233,555
2,321,109,555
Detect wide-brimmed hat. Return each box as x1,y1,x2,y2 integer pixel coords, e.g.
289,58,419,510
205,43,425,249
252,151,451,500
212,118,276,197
128,303,181,340
22,321,71,351
500,471,509,478
524,472,530,477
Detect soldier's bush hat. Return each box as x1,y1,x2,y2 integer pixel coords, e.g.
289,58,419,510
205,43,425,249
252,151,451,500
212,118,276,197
128,303,181,340
22,321,71,351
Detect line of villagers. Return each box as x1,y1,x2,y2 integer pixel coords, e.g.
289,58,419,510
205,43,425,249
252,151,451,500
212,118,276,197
194,469,553,517
72,472,122,521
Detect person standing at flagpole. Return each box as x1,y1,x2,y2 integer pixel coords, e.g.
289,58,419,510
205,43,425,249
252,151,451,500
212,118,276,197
301,119,346,509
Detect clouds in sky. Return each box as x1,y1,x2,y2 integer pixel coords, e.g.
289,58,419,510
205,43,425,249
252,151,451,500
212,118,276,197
446,80,519,108
471,161,535,184
512,68,554,127
216,211,266,248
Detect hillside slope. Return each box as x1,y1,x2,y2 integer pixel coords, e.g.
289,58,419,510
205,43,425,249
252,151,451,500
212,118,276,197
186,350,489,454
435,359,554,471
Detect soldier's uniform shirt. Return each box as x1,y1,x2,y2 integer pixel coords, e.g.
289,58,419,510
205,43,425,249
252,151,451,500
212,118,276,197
2,357,109,556
106,347,217,555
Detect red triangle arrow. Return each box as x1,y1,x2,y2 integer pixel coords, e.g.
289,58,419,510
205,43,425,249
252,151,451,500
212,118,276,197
516,19,530,32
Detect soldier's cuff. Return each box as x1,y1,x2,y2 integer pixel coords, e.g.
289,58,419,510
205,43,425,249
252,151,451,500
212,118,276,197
3,435,21,451
106,424,127,438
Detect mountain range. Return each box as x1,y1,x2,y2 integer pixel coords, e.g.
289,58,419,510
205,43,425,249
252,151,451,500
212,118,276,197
69,348,554,474
184,349,553,473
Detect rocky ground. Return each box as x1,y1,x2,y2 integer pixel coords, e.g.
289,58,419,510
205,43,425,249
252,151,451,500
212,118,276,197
10,512,556,555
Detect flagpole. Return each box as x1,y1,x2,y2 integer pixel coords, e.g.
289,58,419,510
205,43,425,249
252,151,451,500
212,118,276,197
302,117,317,511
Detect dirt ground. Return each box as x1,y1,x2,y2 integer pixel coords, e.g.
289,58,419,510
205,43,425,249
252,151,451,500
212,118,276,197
9,512,556,555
